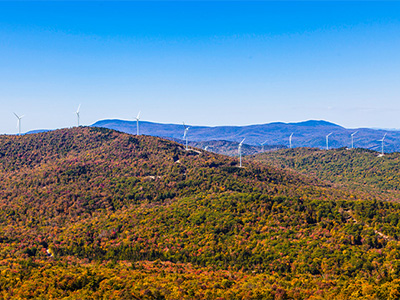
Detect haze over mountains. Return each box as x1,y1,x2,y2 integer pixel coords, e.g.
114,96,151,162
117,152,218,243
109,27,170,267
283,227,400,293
93,119,400,153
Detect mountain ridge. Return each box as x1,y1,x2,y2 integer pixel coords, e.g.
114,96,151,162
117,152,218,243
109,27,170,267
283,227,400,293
92,119,400,152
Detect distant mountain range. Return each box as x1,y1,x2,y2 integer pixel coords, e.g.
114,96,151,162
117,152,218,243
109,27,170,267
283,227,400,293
92,119,400,153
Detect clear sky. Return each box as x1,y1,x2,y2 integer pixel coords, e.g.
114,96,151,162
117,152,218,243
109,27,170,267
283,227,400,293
0,1,399,134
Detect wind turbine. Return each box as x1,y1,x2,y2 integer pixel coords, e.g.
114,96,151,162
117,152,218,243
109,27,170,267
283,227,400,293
326,132,332,150
13,113,24,135
204,146,209,151
75,104,81,127
238,138,245,168
378,133,387,157
351,131,358,149
183,122,190,151
289,133,294,149
135,111,141,135
260,139,268,152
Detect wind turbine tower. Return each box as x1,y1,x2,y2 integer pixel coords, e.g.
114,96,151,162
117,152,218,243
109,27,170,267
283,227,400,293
135,111,141,135
378,133,387,157
289,133,294,149
13,113,24,136
75,104,81,127
238,138,245,168
326,132,332,150
351,131,358,149
260,139,268,152
183,122,190,151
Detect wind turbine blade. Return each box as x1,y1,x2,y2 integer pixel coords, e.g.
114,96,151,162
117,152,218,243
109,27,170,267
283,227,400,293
77,104,81,113
20,115,25,119
137,111,141,119
239,138,245,145
13,112,19,119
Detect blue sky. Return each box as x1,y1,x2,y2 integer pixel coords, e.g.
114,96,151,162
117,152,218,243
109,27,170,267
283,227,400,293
0,1,399,133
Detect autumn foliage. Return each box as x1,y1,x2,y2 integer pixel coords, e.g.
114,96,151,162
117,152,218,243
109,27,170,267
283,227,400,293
1,127,400,299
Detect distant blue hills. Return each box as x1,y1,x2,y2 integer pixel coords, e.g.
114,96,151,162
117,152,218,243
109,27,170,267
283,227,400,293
92,119,400,153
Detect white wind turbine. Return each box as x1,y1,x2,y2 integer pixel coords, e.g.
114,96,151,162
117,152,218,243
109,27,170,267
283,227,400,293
260,139,268,153
351,131,358,149
135,111,141,135
378,133,387,157
326,132,332,150
13,113,24,136
204,146,209,151
183,122,190,151
75,104,81,127
238,138,245,168
289,133,294,149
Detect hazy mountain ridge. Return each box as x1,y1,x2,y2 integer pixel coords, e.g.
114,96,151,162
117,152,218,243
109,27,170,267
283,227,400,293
92,119,400,153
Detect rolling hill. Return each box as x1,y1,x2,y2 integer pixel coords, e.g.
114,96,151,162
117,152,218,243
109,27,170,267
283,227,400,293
2,127,400,299
92,119,400,152
251,147,400,201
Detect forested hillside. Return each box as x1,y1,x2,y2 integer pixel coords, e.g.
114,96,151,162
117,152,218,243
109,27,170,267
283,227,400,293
251,147,400,200
1,128,400,299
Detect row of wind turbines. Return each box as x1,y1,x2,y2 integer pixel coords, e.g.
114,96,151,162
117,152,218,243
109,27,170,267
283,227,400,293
12,104,143,137
13,105,142,136
285,131,387,156
12,106,389,161
12,104,83,136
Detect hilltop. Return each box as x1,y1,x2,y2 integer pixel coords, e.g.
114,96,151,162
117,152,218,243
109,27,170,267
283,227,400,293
92,119,400,152
2,128,400,298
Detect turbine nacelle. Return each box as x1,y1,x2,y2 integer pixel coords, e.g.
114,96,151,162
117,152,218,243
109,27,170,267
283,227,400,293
183,122,190,139
378,133,387,142
238,138,245,149
135,111,141,121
